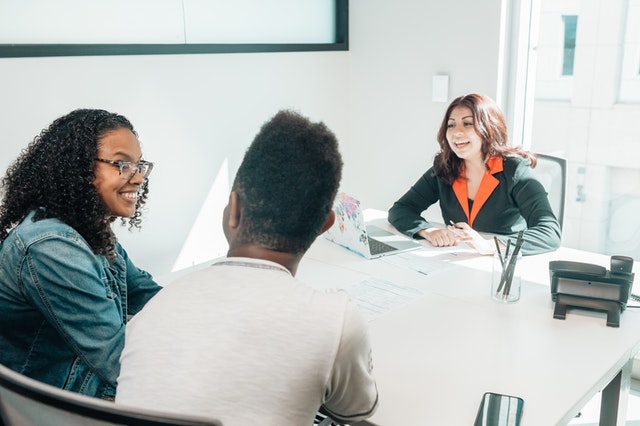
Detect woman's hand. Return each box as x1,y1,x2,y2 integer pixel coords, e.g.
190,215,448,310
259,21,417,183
447,222,495,255
418,227,459,247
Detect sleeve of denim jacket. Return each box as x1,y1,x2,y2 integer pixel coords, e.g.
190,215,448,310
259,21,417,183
21,233,126,386
116,243,162,317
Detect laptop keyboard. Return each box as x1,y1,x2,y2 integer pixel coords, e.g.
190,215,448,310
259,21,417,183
368,237,396,255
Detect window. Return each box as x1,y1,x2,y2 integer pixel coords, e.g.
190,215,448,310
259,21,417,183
0,0,347,57
619,0,640,102
524,0,640,261
532,5,577,100
561,15,577,76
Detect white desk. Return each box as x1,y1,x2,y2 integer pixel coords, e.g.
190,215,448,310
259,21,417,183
295,219,640,426
158,216,639,426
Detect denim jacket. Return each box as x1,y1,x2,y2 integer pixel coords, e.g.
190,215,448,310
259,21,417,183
0,210,161,398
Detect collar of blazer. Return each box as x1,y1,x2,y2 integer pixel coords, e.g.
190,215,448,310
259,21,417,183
452,156,504,227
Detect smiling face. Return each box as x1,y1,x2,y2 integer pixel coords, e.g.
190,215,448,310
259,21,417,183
93,128,145,218
445,106,484,163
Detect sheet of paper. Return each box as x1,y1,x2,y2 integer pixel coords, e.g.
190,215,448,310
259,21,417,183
379,245,479,275
347,278,426,321
380,252,452,275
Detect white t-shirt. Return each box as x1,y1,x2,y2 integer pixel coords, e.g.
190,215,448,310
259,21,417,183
116,257,378,426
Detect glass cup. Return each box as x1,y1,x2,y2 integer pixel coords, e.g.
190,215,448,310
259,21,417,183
491,250,522,303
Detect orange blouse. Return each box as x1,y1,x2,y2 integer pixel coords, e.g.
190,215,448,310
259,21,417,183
451,156,504,227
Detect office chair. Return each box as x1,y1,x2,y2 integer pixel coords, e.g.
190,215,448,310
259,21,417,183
532,153,567,231
0,363,221,426
315,411,378,426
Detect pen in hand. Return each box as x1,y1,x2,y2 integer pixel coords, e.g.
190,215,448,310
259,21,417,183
449,220,494,255
449,220,464,233
448,220,467,240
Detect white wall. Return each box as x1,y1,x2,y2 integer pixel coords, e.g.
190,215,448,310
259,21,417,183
0,0,504,278
346,0,503,211
0,52,350,276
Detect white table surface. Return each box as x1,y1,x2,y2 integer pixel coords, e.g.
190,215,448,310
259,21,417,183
294,215,640,426
157,212,639,426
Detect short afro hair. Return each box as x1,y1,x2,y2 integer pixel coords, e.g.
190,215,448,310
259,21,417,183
233,110,343,254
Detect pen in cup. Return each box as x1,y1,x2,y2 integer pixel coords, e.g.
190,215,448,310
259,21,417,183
494,236,504,268
495,231,524,298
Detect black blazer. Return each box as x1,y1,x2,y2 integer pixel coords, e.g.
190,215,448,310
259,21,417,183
388,156,561,255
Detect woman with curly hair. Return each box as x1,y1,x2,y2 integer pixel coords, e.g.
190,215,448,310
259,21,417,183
0,108,161,399
388,93,561,255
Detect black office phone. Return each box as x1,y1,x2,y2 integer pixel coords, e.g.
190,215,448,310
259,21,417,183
549,255,635,327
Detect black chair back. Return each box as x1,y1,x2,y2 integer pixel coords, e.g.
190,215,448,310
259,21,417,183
0,363,221,426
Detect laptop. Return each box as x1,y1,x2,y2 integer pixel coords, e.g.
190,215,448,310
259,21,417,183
324,192,422,259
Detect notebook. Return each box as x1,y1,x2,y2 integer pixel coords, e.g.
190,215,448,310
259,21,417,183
324,192,422,259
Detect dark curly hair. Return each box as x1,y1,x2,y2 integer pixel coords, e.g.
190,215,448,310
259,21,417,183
434,93,536,184
0,108,150,263
233,110,343,254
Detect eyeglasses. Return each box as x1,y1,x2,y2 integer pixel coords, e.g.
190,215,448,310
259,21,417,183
95,158,154,179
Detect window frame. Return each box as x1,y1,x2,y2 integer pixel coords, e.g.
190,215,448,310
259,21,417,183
0,0,348,58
